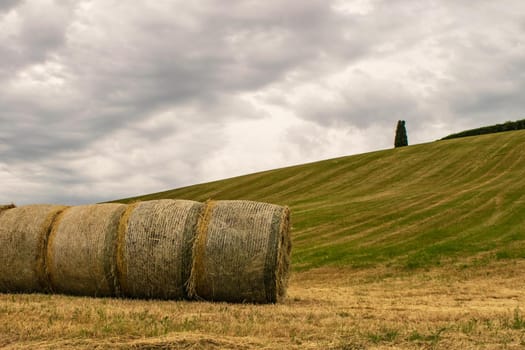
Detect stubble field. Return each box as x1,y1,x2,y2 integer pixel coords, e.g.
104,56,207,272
1,260,524,349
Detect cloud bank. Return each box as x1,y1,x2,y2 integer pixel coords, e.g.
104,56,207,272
1,0,524,204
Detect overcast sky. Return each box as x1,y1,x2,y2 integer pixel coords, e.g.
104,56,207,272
1,0,525,205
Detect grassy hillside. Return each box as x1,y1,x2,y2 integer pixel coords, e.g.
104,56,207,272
119,130,525,271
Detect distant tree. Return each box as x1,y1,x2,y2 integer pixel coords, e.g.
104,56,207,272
394,120,408,148
441,118,525,140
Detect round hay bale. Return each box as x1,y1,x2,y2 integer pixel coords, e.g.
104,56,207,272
0,205,67,293
188,200,292,303
0,203,16,213
47,203,126,297
118,199,203,299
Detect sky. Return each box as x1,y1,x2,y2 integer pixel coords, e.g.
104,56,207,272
1,0,525,205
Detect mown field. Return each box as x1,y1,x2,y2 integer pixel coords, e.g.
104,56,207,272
124,129,525,271
2,130,525,349
1,261,525,349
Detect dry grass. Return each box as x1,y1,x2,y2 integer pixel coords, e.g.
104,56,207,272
1,260,525,349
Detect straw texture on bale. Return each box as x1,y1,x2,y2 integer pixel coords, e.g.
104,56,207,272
118,199,203,299
188,200,292,303
0,199,291,303
47,203,126,296
0,205,67,293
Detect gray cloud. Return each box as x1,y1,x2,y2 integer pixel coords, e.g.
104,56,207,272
295,71,422,129
1,0,355,163
0,0,20,13
1,0,525,205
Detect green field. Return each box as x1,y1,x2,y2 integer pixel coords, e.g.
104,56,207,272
119,129,525,272
3,130,525,349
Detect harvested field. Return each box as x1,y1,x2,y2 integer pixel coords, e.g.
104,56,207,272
123,130,525,273
1,261,524,349
2,131,525,348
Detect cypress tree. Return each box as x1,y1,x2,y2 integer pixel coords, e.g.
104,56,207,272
394,120,408,148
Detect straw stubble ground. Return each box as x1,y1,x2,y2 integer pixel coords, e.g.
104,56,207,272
1,260,524,349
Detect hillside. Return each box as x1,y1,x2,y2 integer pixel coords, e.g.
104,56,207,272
119,130,525,271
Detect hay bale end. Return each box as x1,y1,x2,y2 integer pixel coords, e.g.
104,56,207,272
188,200,291,303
